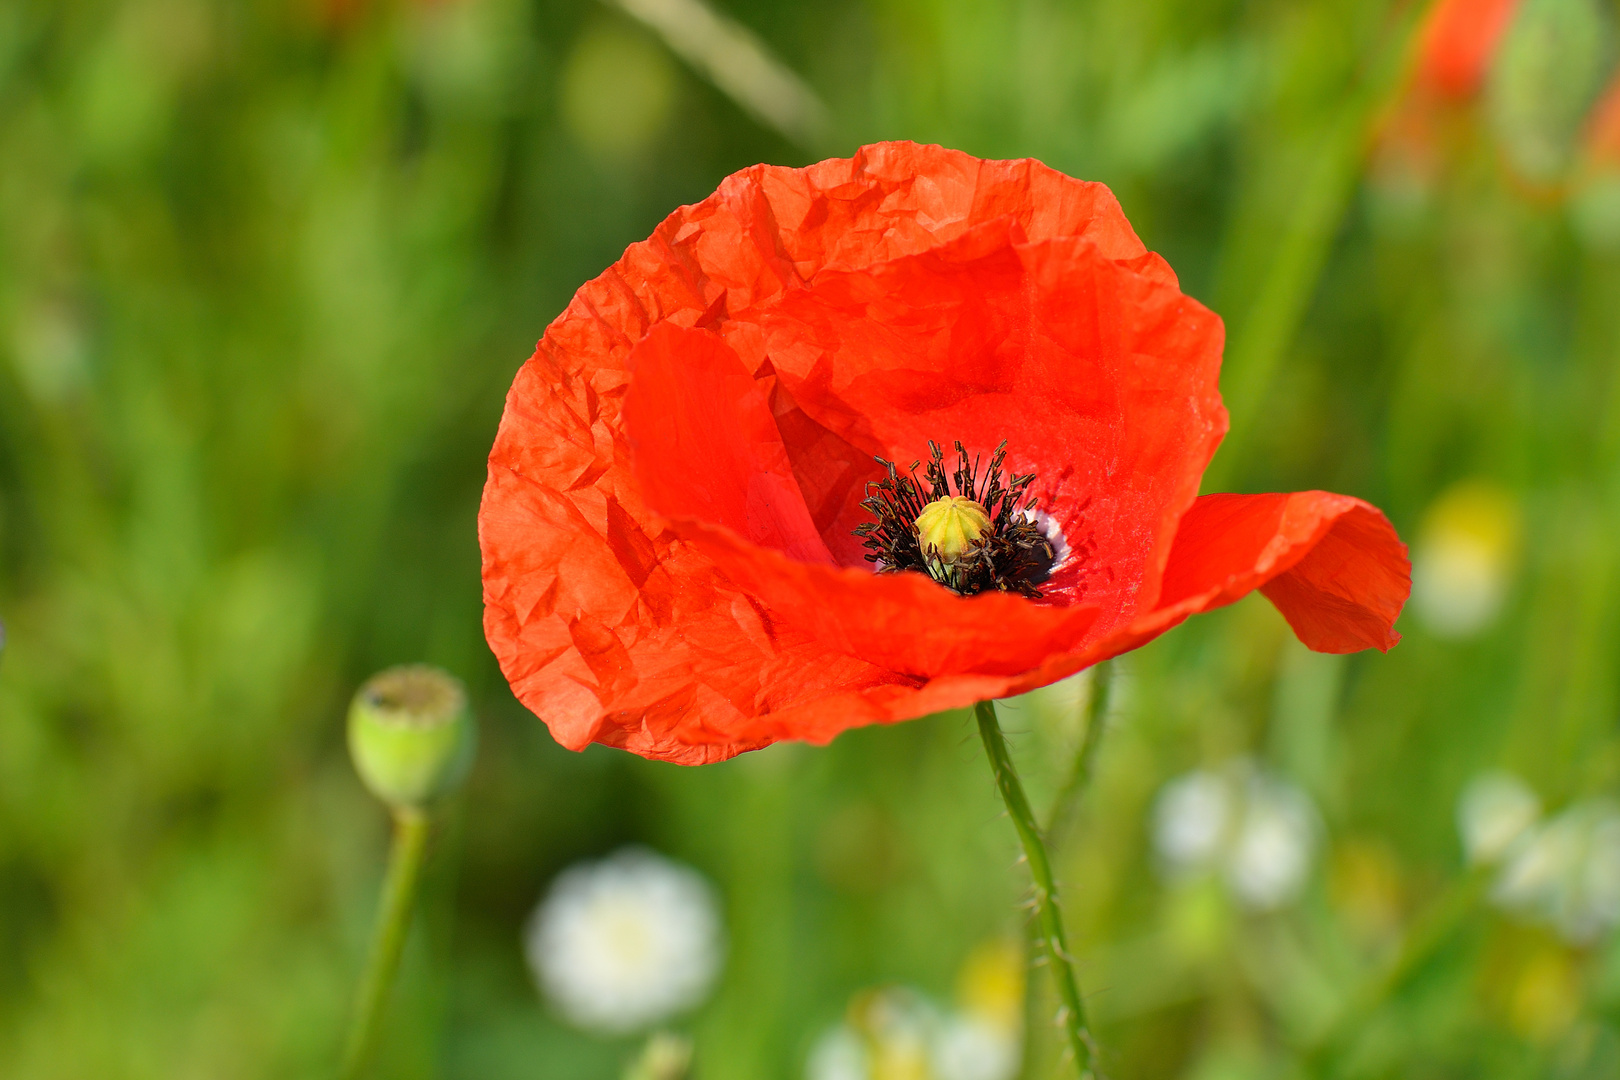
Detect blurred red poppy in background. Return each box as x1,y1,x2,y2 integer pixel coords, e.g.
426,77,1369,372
1417,0,1522,101
1585,72,1620,166
1371,0,1524,197
480,142,1409,765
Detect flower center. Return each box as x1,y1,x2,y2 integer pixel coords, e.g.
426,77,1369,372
914,495,991,565
853,440,1058,598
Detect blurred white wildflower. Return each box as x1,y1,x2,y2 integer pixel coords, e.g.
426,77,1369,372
933,1015,1018,1080
1154,770,1231,871
1410,481,1521,638
1491,799,1620,944
1458,771,1541,863
525,846,723,1034
807,1025,870,1080
1228,778,1319,908
1152,761,1320,910
806,941,1023,1080
808,988,935,1080
937,940,1022,1080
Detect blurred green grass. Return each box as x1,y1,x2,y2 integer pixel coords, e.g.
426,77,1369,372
4,0,1620,1077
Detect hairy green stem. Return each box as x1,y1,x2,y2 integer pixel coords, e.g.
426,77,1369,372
341,807,431,1079
976,700,1095,1079
1024,664,1114,1078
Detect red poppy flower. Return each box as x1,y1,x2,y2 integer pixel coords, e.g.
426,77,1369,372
1416,0,1522,102
1585,71,1620,166
480,142,1410,765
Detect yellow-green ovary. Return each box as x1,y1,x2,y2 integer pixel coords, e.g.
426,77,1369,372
914,495,992,564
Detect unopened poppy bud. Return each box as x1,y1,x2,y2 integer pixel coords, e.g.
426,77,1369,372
914,495,991,564
348,665,475,812
624,1032,693,1080
1486,0,1612,183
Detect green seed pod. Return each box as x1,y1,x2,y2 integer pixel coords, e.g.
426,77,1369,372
624,1033,693,1080
347,665,476,812
1487,0,1614,184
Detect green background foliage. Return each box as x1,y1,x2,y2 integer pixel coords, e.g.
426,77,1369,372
3,0,1620,1076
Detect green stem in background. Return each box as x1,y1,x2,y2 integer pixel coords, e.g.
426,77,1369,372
1204,3,1424,489
1045,662,1116,842
341,808,432,1080
1299,866,1492,1077
976,700,1096,1079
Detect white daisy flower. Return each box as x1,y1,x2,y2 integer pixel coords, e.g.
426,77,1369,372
808,988,936,1080
806,942,1024,1080
1227,775,1319,910
933,1015,1019,1080
1152,761,1320,910
1492,799,1620,944
525,846,724,1034
938,939,1023,1080
806,1026,869,1080
1153,769,1232,874
1457,771,1541,864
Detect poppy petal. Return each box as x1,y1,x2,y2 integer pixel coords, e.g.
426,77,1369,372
746,224,1226,630
666,516,1102,678
1146,491,1410,651
624,323,831,566
482,314,905,765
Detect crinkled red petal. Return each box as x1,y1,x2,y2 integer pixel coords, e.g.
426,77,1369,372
624,323,833,567
736,220,1226,630
1146,490,1408,648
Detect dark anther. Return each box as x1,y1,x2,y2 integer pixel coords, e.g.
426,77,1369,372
853,439,1058,598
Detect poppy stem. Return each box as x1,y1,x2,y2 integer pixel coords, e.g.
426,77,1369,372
340,807,431,1080
975,699,1096,1079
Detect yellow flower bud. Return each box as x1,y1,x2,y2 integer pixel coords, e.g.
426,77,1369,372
914,495,991,564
